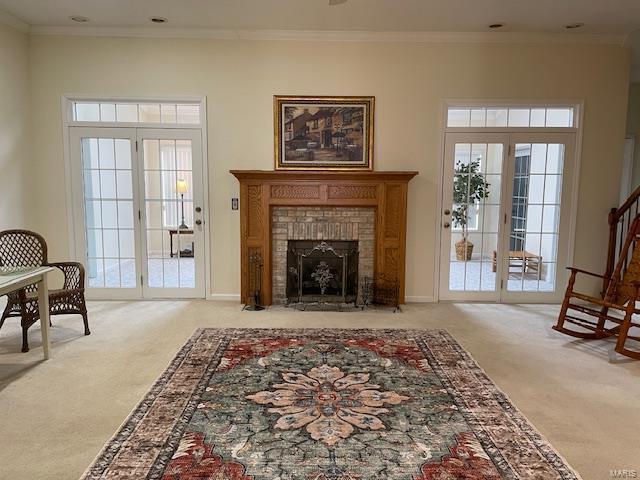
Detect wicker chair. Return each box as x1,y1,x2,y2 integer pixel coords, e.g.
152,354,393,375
553,215,640,359
0,230,89,352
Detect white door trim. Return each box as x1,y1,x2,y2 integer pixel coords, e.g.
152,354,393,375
621,136,636,205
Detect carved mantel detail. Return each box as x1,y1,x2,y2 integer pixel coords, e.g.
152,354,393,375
271,184,321,199
231,170,418,305
327,185,378,199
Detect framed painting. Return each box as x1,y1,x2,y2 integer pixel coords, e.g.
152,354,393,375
274,95,375,171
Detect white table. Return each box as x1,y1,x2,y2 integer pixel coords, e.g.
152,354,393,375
0,266,53,359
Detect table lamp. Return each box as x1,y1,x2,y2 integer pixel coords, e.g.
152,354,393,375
176,179,189,229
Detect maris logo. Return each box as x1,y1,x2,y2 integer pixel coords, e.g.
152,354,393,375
610,470,638,478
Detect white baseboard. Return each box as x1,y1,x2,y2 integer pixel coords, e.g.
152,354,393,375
404,296,437,303
208,293,242,301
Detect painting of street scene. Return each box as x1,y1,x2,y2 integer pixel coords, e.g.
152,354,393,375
275,96,374,170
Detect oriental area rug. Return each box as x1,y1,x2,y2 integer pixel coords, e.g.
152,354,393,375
82,329,581,480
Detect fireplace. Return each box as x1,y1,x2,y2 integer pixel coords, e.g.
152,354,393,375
286,240,359,305
231,170,418,306
272,206,375,304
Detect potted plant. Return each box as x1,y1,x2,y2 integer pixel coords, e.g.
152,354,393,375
452,159,490,261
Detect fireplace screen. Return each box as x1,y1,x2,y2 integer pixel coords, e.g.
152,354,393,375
286,240,359,304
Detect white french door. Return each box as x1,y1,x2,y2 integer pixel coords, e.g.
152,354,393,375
439,132,575,302
69,127,206,299
138,129,205,298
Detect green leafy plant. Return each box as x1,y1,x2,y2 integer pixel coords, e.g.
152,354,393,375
452,159,490,241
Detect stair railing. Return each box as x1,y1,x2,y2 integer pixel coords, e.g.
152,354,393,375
604,184,640,294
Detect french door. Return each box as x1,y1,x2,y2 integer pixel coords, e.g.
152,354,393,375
69,127,206,299
439,132,575,302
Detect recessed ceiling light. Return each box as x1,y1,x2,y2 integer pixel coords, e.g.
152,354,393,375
565,23,584,29
69,15,89,23
150,16,168,24
488,23,505,29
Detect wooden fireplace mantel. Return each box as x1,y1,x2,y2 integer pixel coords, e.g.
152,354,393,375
231,170,418,305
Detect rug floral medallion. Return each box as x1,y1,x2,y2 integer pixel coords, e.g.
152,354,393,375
82,329,581,480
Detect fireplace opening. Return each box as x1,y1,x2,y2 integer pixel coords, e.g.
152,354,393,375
286,240,359,305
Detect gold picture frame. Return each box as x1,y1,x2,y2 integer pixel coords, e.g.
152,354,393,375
274,95,375,171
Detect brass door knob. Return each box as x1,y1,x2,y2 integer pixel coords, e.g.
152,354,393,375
444,209,451,215
444,222,451,228
195,220,202,226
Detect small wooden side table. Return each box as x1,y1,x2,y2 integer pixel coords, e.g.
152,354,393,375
168,229,194,258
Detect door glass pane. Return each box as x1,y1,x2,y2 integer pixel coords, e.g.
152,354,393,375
75,103,100,122
139,104,161,122
100,104,116,122
81,137,136,289
160,104,177,123
116,104,138,122
143,138,195,289
449,143,503,292
176,105,201,124
507,143,564,292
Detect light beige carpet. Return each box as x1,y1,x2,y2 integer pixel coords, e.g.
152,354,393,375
0,301,638,480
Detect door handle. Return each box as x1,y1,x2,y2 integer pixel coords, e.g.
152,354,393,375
195,207,202,213
444,209,451,215
195,219,202,226
444,222,450,228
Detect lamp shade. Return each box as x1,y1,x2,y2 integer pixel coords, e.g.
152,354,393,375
176,179,188,194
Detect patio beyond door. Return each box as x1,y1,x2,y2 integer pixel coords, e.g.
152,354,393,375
69,127,206,299
439,132,575,302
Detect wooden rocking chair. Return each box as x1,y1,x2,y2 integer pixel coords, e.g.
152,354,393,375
553,215,640,359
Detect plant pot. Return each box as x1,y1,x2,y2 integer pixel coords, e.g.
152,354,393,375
455,239,474,261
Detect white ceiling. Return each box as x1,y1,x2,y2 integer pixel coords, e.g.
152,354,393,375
0,0,639,35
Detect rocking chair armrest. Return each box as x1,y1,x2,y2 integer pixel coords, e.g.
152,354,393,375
45,261,85,290
566,267,609,280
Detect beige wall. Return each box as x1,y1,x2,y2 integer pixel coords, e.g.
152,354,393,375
627,83,640,189
0,23,31,229
28,35,630,299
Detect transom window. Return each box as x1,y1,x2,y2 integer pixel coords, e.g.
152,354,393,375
447,106,575,128
72,101,201,125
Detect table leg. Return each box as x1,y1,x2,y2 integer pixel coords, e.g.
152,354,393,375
537,257,542,281
37,274,51,360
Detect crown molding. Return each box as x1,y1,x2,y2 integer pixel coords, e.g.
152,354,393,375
30,26,238,40
0,9,29,33
28,26,626,45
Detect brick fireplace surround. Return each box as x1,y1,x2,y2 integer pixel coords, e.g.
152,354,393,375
231,170,418,306
272,206,375,304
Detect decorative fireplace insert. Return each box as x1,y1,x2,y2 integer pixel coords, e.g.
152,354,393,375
286,240,359,305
